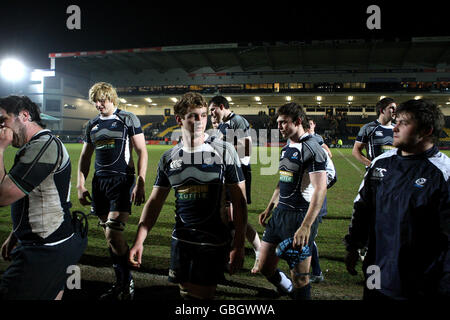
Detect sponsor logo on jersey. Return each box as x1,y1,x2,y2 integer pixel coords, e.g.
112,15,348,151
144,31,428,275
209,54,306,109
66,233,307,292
373,167,387,178
176,185,209,201
292,152,299,160
279,170,294,183
95,139,115,150
91,124,99,132
170,159,183,170
375,131,384,137
111,121,118,128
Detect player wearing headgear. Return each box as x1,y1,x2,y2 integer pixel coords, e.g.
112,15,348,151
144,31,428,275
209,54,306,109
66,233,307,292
258,103,328,300
129,92,247,300
77,82,148,300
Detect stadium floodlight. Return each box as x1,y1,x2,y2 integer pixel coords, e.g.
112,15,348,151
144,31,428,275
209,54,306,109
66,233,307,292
226,97,232,102
0,58,26,82
170,97,178,103
286,96,292,101
347,96,354,101
119,98,127,103
316,96,322,101
254,96,261,102
145,98,152,103
414,96,422,100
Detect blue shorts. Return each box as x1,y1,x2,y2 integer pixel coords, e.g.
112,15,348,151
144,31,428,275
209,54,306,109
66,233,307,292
0,231,87,300
262,206,319,252
91,174,135,216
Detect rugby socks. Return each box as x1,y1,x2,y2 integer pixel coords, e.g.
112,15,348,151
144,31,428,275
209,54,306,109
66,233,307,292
110,248,132,287
268,269,293,294
290,283,311,300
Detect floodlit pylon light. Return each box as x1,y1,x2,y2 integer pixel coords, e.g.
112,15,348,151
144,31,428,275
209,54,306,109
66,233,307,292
286,96,292,101
1,58,26,82
316,96,322,101
414,96,422,100
145,98,152,103
317,102,321,105
119,98,127,104
348,102,352,105
254,96,261,102
446,102,450,105
170,97,178,103
226,97,232,102
347,96,354,101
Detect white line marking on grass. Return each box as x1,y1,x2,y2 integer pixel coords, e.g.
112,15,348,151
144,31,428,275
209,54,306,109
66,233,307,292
335,149,364,175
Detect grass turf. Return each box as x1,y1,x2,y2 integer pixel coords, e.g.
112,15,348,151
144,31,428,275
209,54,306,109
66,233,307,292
1,144,448,300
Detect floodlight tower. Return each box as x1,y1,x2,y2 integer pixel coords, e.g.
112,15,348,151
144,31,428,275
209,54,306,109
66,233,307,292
0,58,26,94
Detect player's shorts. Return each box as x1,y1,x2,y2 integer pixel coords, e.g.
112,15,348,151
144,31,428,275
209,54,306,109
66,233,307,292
241,164,252,204
91,174,135,216
262,206,319,252
168,231,230,286
0,228,87,300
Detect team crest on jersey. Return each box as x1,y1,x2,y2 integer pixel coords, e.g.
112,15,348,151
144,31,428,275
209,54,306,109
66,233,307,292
91,124,99,131
375,131,384,137
292,152,299,160
111,121,118,128
170,159,183,170
414,178,427,188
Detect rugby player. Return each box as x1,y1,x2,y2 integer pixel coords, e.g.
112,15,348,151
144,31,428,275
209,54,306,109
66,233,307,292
258,102,328,300
208,95,261,273
77,82,148,300
129,92,247,299
345,99,449,300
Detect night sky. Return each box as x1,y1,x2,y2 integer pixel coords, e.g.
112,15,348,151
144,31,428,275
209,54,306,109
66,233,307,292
0,2,448,70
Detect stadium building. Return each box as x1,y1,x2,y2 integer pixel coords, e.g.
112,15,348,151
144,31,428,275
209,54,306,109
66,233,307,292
25,37,450,146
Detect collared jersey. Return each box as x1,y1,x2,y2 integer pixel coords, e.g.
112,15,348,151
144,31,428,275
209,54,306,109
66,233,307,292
356,120,394,160
345,146,450,298
84,108,142,176
218,113,251,165
154,135,245,245
8,130,73,244
278,134,327,211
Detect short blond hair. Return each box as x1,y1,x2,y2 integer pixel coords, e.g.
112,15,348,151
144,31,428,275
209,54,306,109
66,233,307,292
174,92,207,118
88,82,119,106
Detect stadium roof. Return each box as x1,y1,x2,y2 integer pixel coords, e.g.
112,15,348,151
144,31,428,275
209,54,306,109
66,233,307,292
49,37,450,74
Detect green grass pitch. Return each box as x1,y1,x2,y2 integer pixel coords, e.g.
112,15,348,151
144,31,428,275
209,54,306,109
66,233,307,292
1,144,448,300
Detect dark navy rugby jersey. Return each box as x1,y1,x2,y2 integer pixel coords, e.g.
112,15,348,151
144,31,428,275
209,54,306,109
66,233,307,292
356,120,394,160
218,113,251,165
345,146,450,298
278,134,327,211
84,108,142,176
8,130,74,244
154,135,245,245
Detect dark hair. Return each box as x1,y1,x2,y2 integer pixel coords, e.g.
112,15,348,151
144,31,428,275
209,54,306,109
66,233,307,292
395,99,444,144
0,95,45,128
376,97,395,116
208,95,230,109
277,103,308,130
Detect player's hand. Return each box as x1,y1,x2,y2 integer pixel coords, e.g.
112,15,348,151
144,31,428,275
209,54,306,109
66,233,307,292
131,179,145,206
345,250,359,276
77,187,92,206
128,243,144,268
228,246,245,275
1,232,17,261
258,209,272,227
293,225,310,249
0,126,13,151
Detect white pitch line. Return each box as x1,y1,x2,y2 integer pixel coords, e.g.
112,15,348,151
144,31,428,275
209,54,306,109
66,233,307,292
335,149,364,175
